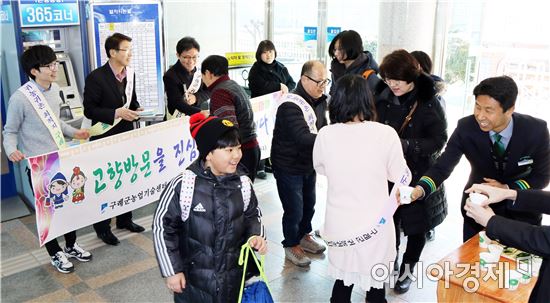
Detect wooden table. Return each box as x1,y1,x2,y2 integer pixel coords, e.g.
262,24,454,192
433,235,537,302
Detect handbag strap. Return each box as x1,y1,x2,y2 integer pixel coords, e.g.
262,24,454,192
238,239,271,302
397,101,418,135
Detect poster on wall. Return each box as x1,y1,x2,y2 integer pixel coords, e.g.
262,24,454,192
29,118,196,246
90,1,164,116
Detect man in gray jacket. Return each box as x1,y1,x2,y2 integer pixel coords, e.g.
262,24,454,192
3,45,92,273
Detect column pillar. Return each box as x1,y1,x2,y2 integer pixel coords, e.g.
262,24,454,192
378,1,437,59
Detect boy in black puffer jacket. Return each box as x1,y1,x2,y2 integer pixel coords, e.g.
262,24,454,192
153,113,267,303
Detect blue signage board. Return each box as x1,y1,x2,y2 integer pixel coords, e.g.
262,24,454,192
1,1,12,24
19,0,79,27
304,26,317,42
327,27,341,42
91,2,164,114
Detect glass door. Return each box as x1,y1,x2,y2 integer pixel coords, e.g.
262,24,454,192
272,0,318,81
441,1,550,129
326,0,380,61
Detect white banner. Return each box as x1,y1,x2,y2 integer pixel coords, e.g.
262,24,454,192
30,91,285,246
250,91,283,159
29,118,197,246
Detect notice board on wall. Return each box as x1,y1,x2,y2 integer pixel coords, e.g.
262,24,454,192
90,1,164,116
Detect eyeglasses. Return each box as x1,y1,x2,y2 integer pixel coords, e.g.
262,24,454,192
383,78,405,87
40,61,59,71
181,55,199,61
116,48,132,53
305,75,331,87
334,47,344,53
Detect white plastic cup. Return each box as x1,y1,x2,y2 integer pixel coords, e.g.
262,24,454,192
469,192,489,205
488,244,503,257
479,252,499,270
508,270,522,291
399,186,414,204
532,257,543,277
479,231,492,248
519,271,531,284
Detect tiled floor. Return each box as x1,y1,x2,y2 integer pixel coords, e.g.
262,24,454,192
1,160,470,303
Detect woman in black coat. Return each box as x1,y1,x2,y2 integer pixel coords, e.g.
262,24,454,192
248,40,296,179
248,40,296,98
328,30,380,95
375,49,448,294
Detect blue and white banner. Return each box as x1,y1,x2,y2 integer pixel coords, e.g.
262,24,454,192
327,27,341,42
304,26,317,42
1,1,12,24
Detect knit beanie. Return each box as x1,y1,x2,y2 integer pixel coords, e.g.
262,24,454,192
189,113,237,156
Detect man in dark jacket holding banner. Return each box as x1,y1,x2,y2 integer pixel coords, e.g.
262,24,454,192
83,32,145,245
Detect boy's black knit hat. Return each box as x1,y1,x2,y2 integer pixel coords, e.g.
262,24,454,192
189,113,237,156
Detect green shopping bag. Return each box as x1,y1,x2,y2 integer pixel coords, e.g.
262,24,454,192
237,241,274,303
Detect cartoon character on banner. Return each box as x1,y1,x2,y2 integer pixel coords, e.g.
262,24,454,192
44,172,69,209
70,166,87,203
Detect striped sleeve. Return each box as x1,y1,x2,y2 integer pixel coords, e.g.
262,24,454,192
152,173,184,278
418,176,438,197
511,179,531,190
243,179,265,241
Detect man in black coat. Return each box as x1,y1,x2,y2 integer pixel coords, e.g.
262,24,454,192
464,184,550,303
411,76,550,242
271,60,328,267
83,32,145,245
163,36,210,118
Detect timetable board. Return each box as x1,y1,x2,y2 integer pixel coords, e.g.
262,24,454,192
90,1,164,115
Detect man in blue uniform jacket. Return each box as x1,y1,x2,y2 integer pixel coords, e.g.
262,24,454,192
410,76,550,242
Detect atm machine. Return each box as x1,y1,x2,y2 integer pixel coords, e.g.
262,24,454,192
5,0,90,209
21,28,84,128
